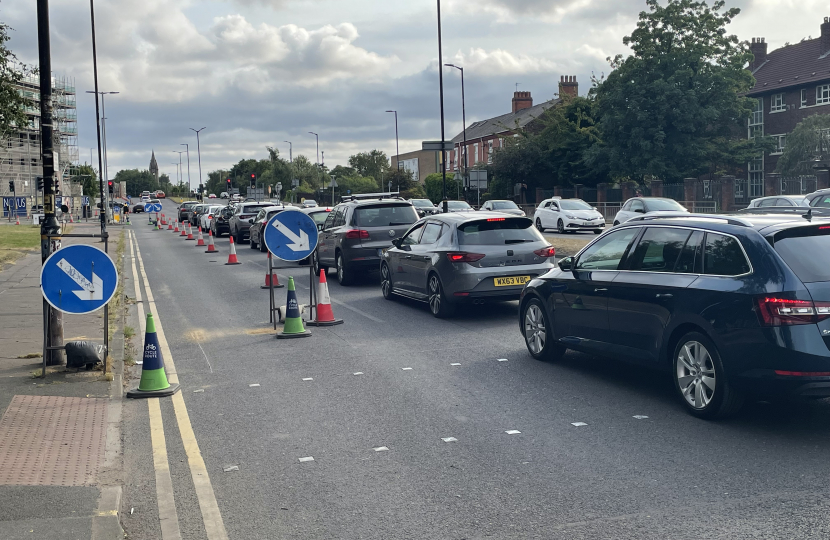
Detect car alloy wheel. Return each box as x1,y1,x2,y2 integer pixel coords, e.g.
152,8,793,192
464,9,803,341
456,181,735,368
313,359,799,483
380,263,393,300
557,219,565,234
336,253,352,285
428,274,454,318
535,218,544,232
672,331,744,419
521,298,564,361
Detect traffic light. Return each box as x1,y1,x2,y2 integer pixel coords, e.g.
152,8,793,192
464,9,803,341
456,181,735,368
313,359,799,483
36,176,43,191
8,181,13,192
54,177,60,194
108,180,114,194
250,173,256,188
226,178,231,187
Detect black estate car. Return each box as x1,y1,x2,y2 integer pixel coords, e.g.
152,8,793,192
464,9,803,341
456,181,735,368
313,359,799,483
519,211,830,419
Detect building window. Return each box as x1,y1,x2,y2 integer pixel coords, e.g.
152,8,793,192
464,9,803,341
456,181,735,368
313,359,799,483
473,143,478,164
801,89,808,107
487,141,493,164
453,148,458,170
818,85,830,105
748,156,764,198
748,98,763,139
770,134,786,155
770,93,785,112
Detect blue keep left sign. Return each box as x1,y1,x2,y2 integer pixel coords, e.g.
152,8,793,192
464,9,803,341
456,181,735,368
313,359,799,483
41,245,118,314
144,202,161,212
264,210,319,262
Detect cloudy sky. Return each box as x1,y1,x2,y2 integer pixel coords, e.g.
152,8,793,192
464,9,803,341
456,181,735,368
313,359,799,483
2,0,825,181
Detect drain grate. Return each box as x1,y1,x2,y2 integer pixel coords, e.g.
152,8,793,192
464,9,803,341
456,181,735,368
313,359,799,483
0,395,108,486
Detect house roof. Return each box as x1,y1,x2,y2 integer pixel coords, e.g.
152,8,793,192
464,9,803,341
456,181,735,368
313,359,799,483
747,37,830,96
450,97,560,144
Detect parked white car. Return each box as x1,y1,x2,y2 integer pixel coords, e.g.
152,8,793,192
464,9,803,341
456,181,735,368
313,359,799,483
220,191,229,199
613,197,688,225
200,204,224,231
534,198,605,234
746,195,807,208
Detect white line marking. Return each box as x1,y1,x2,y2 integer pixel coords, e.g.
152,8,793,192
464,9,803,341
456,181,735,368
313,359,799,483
196,341,213,374
329,297,384,323
497,358,508,362
450,363,461,366
222,466,239,473
373,446,389,452
402,367,413,371
571,422,588,427
298,456,314,463
249,384,260,387
302,378,313,381
353,372,364,376
505,430,521,435
633,415,649,420
148,398,182,540
193,389,204,393
441,437,457,443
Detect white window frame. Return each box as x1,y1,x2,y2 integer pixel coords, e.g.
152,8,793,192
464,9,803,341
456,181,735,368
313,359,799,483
770,134,786,155
748,155,764,198
801,89,808,108
748,98,763,139
818,85,830,106
770,93,785,113
473,143,478,164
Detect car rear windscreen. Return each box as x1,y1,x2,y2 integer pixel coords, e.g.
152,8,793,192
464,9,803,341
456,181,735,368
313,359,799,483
241,205,270,214
773,228,830,283
457,218,543,245
353,204,418,227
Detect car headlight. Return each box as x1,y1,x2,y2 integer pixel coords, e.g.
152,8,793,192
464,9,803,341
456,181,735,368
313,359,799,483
565,214,576,219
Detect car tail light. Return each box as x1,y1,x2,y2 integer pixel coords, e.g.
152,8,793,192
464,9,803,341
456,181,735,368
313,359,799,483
774,370,830,377
446,252,486,263
487,218,505,222
533,246,556,258
345,229,370,239
240,214,254,219
756,296,830,326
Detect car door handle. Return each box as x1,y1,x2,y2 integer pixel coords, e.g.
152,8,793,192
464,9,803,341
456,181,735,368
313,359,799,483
656,293,673,298
404,255,412,259
594,288,607,292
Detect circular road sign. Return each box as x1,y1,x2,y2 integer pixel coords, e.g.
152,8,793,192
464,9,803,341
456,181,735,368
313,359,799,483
264,210,319,262
40,244,119,314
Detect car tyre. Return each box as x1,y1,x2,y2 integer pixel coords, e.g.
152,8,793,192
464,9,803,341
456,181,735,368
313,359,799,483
312,251,327,276
380,263,394,300
260,237,267,252
557,219,565,234
250,234,258,249
235,230,244,245
427,273,455,318
672,331,744,419
535,218,544,232
522,298,565,361
594,229,603,235
336,252,353,286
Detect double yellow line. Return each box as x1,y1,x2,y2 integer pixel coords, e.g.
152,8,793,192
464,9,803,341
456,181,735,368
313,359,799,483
130,231,228,540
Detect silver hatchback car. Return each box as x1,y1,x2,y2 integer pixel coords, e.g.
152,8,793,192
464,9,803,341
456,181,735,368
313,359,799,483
380,212,556,317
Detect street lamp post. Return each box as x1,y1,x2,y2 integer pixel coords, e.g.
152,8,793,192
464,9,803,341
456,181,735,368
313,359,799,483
189,127,205,198
85,91,118,186
308,132,319,188
385,110,399,169
444,64,467,191
436,0,448,212
173,151,184,192
181,143,191,195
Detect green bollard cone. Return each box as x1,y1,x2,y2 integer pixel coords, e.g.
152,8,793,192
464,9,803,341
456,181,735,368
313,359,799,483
277,277,311,339
127,314,180,398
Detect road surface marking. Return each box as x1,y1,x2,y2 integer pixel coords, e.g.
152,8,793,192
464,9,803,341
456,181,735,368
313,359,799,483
128,233,145,336
497,358,508,362
505,430,521,435
373,446,389,452
249,383,260,387
441,437,458,443
302,378,313,381
353,372,364,376
148,398,182,540
402,367,413,371
329,297,384,323
193,389,205,393
222,466,239,472
299,456,314,463
134,235,230,540
450,363,461,366
571,422,588,427
633,415,649,420
196,341,213,374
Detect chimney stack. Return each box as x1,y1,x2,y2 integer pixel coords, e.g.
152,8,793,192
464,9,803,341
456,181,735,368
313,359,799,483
822,17,830,56
558,75,578,98
512,91,533,113
749,37,767,71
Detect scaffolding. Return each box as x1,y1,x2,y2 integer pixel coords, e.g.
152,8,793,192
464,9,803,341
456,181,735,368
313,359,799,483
0,74,79,212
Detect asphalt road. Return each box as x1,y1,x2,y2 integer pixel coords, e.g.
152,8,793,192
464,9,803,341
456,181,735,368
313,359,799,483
121,200,830,540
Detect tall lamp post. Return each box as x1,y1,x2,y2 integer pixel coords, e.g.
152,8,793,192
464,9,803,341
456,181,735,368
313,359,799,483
308,132,319,188
444,64,466,189
385,110,399,169
189,127,205,198
85,91,118,185
436,0,448,212
180,143,191,195
173,151,184,192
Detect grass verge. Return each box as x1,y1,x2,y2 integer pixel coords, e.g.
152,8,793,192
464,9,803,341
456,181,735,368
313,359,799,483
0,226,40,269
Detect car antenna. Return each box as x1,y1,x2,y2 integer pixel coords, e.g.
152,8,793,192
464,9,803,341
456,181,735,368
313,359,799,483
804,208,812,221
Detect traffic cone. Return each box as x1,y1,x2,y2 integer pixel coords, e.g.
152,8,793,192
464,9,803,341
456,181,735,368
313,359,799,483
167,218,173,230
308,269,343,326
205,230,219,253
195,226,206,246
126,314,180,398
180,222,188,237
225,235,241,265
69,213,74,223
174,220,180,233
277,277,311,339
186,223,195,240
261,252,284,289
15,216,20,225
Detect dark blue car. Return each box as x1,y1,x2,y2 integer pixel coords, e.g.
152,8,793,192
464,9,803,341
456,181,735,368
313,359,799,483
519,212,830,419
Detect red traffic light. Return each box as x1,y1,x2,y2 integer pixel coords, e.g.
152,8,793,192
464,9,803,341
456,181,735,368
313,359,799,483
251,174,255,178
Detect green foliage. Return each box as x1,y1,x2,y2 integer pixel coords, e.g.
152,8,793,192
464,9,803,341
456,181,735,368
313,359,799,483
71,163,98,197
113,169,158,197
424,173,462,203
776,115,830,176
0,21,32,137
348,150,389,188
337,175,379,195
383,167,417,193
592,0,758,181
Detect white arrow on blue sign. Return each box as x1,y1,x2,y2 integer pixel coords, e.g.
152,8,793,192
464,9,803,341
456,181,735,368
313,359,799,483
144,202,162,212
41,245,118,314
264,210,319,262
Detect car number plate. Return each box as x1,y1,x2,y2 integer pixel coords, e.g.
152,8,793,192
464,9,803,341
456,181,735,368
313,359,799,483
378,248,386,256
494,276,531,287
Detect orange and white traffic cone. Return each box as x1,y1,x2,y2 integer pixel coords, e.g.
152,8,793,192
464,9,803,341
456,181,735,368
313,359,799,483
69,213,74,223
15,215,20,225
261,252,284,289
186,223,195,240
308,269,343,326
205,230,219,253
174,220,180,233
225,235,241,265
195,226,206,246
180,222,188,237
167,218,173,230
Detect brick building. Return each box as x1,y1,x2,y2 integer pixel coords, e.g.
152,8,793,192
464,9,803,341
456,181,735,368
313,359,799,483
448,76,579,175
744,17,830,198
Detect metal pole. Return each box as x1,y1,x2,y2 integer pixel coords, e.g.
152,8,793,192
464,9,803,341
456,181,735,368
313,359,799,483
386,111,399,168
190,127,205,197
437,0,448,212
309,132,319,188
181,143,190,195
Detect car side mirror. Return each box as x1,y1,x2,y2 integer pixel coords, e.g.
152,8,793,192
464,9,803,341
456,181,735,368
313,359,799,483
558,256,574,271
392,238,402,249
634,208,645,214
593,206,598,210
248,218,254,224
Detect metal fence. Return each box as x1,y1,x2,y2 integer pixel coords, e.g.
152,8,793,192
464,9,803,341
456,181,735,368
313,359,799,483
780,176,817,195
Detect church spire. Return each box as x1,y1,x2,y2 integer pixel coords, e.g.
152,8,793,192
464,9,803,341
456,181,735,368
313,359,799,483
149,150,159,182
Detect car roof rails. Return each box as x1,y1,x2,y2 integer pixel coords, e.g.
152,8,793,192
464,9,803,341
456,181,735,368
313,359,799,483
626,212,752,227
340,192,405,202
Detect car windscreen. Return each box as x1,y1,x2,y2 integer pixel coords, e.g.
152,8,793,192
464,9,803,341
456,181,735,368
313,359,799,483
457,217,542,245
411,199,433,208
447,201,471,209
353,204,418,227
492,201,519,210
773,227,830,283
310,211,330,225
559,200,591,210
240,205,270,215
646,199,686,211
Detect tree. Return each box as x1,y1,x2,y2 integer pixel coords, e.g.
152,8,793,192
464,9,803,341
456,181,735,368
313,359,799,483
112,169,157,197
348,150,389,188
592,0,765,182
776,115,830,176
0,21,32,137
424,173,462,203
70,163,98,197
383,167,417,193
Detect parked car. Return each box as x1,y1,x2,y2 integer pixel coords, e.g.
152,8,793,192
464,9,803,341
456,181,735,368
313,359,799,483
534,198,605,234
747,195,807,208
315,195,419,285
231,194,244,202
446,200,475,213
410,198,439,217
298,206,332,263
133,198,161,213
229,202,274,243
220,191,229,199
805,188,830,208
381,213,555,317
177,201,199,222
154,190,166,199
208,194,216,199
199,204,224,231
480,200,526,216
302,199,318,208
520,211,830,419
141,191,151,198
189,204,208,226
613,197,688,225
210,206,234,237
249,205,301,251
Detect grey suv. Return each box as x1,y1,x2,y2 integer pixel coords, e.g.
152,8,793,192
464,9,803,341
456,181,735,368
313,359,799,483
229,202,273,243
177,201,198,222
315,195,419,285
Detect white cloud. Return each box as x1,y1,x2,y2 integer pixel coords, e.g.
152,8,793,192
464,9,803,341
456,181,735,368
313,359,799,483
446,0,594,23
444,48,560,75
